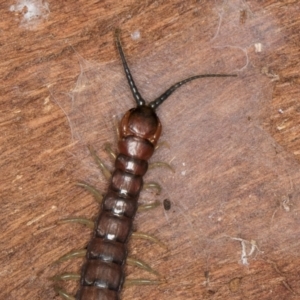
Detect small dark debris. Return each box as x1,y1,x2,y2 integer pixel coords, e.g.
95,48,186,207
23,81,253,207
163,199,171,210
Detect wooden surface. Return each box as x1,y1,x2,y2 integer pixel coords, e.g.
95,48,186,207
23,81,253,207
1,1,300,299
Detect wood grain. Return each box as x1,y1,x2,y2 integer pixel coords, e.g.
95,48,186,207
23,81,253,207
1,1,300,299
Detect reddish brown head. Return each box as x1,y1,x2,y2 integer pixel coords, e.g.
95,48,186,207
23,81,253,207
119,105,162,146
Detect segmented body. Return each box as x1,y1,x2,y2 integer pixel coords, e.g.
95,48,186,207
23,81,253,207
78,106,161,299
54,29,236,300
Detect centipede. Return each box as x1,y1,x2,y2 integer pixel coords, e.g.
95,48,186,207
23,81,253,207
53,28,236,300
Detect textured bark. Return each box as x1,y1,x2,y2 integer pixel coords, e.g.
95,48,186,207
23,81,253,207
1,1,300,300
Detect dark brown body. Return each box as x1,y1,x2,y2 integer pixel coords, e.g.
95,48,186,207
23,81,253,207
78,106,161,300
54,29,235,300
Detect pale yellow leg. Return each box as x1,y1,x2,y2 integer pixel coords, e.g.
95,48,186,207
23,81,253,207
148,161,175,173
124,278,166,287
57,217,94,229
132,232,167,249
52,273,81,281
54,286,76,300
143,182,162,194
76,182,103,203
87,144,111,179
127,257,160,276
138,200,160,211
104,142,117,160
155,141,170,150
54,249,86,264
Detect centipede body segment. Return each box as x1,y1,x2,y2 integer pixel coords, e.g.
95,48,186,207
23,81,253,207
54,29,236,300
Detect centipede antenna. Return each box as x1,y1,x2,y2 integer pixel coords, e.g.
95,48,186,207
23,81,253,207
149,73,237,109
115,29,146,107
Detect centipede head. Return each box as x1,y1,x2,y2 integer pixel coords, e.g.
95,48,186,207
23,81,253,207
119,105,162,146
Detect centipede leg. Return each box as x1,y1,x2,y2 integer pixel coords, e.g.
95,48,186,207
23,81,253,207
57,217,94,229
132,232,167,249
126,257,160,276
54,249,87,263
103,142,117,160
52,273,81,281
138,200,161,211
76,182,103,203
143,181,162,194
155,141,170,150
87,144,111,179
148,161,175,172
54,286,76,300
124,278,166,287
